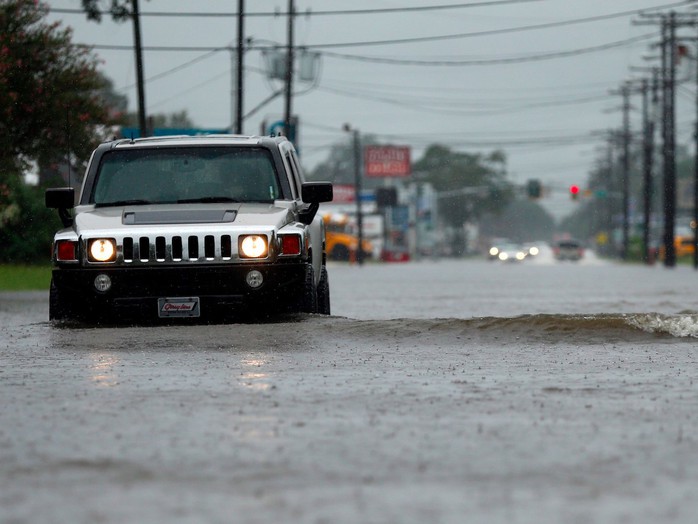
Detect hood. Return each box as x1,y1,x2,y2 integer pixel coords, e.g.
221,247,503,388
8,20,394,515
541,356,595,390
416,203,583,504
73,203,294,236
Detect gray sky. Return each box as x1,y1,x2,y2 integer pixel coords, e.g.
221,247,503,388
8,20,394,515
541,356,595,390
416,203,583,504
46,0,698,219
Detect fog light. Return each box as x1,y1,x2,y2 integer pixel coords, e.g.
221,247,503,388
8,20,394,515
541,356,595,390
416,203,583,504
245,270,263,289
94,273,112,292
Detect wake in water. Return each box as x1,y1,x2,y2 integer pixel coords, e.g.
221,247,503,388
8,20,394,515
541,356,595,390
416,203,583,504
324,313,698,343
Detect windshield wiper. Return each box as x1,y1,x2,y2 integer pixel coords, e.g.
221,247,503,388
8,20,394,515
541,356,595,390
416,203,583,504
95,199,154,207
176,197,240,204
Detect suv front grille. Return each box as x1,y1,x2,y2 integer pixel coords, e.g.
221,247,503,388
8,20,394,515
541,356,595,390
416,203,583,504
90,233,257,266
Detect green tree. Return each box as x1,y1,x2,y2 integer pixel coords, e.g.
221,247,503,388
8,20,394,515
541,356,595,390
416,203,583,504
413,145,512,229
480,198,555,243
123,110,196,129
0,0,112,179
307,135,380,187
0,177,62,263
81,0,133,21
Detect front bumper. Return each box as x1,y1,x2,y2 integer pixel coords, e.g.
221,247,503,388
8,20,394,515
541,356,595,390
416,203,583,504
52,262,307,320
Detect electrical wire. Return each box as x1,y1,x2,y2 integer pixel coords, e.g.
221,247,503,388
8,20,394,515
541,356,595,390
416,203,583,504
48,1,546,18
297,1,693,49
320,33,656,66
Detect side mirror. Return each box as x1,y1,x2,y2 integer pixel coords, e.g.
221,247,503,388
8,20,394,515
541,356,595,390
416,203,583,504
45,187,75,209
45,188,75,227
301,182,333,204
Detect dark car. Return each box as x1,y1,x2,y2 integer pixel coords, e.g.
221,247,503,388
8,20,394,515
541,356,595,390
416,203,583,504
552,239,584,261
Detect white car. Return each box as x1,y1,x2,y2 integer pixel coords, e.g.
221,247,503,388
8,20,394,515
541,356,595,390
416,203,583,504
495,243,527,262
45,135,333,323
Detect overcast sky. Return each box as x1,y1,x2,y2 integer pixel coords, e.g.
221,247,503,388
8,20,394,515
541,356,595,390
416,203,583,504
46,0,698,219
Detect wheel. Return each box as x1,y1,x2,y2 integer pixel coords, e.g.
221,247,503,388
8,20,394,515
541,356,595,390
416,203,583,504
316,266,331,315
330,244,350,261
299,263,317,314
49,278,75,321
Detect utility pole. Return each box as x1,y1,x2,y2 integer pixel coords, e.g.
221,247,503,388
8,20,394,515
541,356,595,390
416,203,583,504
621,83,631,261
131,0,147,137
283,0,295,141
641,77,654,265
608,84,633,260
634,11,698,267
694,23,698,268
344,125,364,266
235,0,244,134
663,12,677,268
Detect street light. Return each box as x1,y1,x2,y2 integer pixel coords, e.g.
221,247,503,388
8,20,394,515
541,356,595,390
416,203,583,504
343,124,364,265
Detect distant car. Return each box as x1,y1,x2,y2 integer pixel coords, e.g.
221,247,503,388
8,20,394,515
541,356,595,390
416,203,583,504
522,243,540,257
552,239,584,261
487,238,513,260
495,243,527,262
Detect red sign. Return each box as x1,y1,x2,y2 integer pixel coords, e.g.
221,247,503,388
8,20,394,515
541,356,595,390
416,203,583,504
332,184,356,203
364,146,411,178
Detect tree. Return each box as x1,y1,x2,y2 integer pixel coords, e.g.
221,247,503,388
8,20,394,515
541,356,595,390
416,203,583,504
480,198,555,243
81,0,133,22
0,0,112,179
307,134,381,188
413,145,512,229
123,110,196,129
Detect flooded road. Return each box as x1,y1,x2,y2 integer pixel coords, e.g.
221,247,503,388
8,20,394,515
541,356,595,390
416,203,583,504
2,254,698,523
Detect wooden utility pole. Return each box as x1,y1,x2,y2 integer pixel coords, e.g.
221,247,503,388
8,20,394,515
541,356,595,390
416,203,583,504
235,0,244,134
283,0,295,141
131,0,147,137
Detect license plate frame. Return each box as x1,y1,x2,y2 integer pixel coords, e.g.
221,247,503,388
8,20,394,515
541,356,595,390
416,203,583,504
157,297,201,318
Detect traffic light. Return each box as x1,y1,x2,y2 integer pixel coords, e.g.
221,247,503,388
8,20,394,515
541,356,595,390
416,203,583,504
526,179,542,199
569,185,580,200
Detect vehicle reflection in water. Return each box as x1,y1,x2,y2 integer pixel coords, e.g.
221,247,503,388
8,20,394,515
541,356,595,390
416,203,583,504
88,352,120,387
239,357,272,392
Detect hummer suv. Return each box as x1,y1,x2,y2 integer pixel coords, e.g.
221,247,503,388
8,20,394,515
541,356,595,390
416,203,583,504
45,135,333,323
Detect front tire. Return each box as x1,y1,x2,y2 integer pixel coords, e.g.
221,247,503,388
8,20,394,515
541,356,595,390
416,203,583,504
316,266,331,315
49,278,76,321
299,263,317,314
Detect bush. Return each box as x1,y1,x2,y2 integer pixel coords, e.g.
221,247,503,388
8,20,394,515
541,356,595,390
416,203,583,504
0,178,62,264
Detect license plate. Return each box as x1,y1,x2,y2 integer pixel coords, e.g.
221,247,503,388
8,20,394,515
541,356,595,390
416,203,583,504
158,297,200,318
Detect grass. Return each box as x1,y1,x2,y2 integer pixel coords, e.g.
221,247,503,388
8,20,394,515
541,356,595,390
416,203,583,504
0,265,52,291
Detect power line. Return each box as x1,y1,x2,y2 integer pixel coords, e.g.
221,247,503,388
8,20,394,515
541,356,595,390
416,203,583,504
297,1,693,49
48,0,545,18
71,2,690,53
320,33,656,66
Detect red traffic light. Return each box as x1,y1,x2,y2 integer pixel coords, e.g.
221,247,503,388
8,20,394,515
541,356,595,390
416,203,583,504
570,185,580,200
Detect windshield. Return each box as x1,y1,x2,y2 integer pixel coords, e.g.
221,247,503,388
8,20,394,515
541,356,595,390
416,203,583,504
91,146,281,206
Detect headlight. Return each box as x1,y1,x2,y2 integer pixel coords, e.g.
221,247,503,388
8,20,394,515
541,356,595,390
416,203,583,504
516,252,526,261
528,246,539,256
239,235,268,259
498,252,508,261
489,247,499,256
88,239,116,262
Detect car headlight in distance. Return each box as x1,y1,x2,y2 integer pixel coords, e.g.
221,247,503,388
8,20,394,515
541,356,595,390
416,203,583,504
516,251,526,261
528,246,539,256
498,252,508,261
239,235,268,259
489,247,499,256
88,239,117,262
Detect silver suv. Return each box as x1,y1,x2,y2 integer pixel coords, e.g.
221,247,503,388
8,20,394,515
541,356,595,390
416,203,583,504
45,135,333,323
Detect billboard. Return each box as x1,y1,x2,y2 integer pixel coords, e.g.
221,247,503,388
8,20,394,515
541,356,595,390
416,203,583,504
364,146,411,178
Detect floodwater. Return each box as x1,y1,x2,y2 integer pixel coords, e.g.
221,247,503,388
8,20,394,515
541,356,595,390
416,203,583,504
1,250,698,523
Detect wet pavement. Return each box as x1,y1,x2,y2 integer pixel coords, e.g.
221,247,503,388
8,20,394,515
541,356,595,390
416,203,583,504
1,255,698,523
